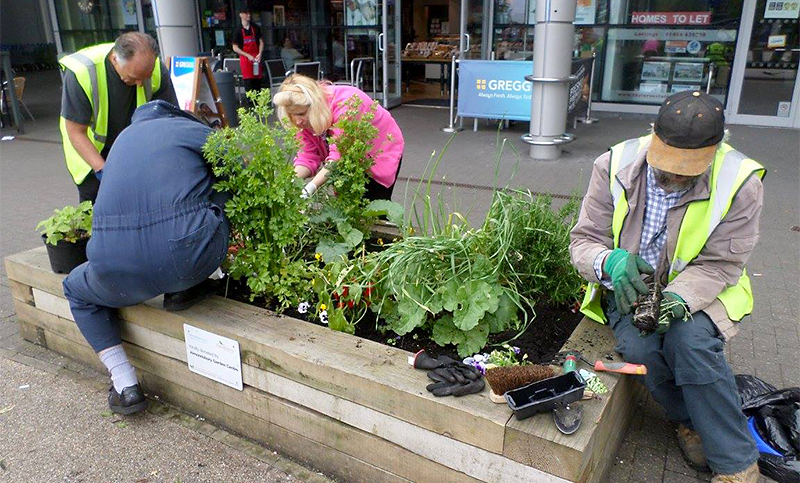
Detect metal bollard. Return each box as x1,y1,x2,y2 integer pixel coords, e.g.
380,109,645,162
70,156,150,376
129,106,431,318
577,51,599,124
442,55,463,133
706,63,715,94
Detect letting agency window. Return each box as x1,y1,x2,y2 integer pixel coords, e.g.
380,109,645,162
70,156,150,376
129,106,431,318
601,1,743,104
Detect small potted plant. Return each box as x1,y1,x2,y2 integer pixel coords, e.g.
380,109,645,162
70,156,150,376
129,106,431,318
36,201,93,274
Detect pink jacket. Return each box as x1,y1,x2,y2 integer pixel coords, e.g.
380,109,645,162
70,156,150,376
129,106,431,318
293,85,404,188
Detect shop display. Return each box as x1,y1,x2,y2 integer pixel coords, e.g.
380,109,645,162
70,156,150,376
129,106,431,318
673,62,704,83
402,41,458,59
641,61,671,81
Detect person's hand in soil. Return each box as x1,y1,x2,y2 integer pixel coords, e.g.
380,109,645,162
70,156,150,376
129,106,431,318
603,248,654,315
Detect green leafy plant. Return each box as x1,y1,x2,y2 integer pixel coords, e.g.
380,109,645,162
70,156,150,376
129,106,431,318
318,135,583,356
485,189,583,306
203,89,310,310
36,201,93,245
306,96,404,263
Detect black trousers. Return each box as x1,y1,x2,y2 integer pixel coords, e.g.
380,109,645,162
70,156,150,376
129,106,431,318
77,171,100,203
365,156,403,201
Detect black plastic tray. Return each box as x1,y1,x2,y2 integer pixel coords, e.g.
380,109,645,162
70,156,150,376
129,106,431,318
504,371,586,420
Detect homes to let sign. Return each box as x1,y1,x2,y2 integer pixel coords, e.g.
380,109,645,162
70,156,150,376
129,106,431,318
630,11,712,25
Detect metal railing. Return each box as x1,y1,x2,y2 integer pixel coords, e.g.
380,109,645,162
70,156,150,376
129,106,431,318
441,52,600,135
441,55,462,133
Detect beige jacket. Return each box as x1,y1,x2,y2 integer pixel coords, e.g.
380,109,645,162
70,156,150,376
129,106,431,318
569,144,764,339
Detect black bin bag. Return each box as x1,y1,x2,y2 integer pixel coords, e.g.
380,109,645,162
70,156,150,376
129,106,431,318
735,374,800,483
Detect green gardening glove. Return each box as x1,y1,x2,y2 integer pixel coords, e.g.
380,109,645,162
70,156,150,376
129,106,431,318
655,292,687,334
603,248,654,315
659,291,687,321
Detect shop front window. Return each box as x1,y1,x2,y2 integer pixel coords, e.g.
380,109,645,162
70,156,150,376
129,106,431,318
737,0,799,116
495,0,527,25
493,26,533,59
53,0,139,52
600,1,742,104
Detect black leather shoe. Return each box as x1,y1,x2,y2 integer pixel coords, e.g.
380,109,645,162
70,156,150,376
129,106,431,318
108,384,147,415
163,279,218,312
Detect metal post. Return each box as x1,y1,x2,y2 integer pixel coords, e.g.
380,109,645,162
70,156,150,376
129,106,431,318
577,51,599,124
442,56,463,133
706,63,715,94
1,52,24,133
152,0,199,59
523,0,578,160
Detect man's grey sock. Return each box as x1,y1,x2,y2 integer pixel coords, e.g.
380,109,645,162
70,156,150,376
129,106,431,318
99,345,138,393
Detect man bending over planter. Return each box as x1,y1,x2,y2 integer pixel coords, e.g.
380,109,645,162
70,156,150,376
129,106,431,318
569,90,764,483
63,100,229,415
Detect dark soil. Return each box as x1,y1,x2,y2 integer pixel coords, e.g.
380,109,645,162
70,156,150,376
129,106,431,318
216,278,583,364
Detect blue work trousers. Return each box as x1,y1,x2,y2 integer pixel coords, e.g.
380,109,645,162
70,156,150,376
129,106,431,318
63,200,229,353
606,298,758,474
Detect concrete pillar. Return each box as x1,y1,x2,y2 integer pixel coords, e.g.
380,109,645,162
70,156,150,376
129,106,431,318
152,0,199,59
527,0,577,160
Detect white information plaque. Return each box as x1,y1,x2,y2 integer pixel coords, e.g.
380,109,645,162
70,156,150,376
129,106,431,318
183,324,243,391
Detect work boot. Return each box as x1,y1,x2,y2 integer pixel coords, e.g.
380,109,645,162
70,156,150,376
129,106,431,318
677,424,710,471
108,384,147,415
711,461,759,483
163,279,218,311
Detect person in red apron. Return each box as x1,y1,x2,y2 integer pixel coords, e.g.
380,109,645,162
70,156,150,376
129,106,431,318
231,8,264,95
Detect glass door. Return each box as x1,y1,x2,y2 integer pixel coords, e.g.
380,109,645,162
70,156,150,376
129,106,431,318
380,0,402,107
727,0,800,127
458,0,490,59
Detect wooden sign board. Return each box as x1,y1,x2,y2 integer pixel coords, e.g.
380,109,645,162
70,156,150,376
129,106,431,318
169,56,228,128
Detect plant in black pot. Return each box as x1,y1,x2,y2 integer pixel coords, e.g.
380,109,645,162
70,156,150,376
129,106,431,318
36,201,93,274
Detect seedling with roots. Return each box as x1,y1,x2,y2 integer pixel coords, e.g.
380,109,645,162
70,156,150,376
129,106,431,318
633,277,690,335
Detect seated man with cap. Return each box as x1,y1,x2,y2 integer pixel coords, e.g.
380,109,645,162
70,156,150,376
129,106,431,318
569,90,764,483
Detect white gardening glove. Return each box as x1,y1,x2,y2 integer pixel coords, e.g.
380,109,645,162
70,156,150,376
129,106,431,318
301,181,317,199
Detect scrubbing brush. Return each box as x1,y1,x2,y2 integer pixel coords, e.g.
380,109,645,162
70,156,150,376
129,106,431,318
484,365,557,403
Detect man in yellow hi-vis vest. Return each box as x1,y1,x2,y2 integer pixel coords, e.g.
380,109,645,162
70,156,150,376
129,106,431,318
60,32,177,202
570,91,764,483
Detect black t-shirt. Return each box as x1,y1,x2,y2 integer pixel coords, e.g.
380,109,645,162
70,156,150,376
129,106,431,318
60,57,178,158
232,24,262,50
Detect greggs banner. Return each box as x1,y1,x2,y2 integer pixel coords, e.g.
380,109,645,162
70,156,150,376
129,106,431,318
457,59,591,121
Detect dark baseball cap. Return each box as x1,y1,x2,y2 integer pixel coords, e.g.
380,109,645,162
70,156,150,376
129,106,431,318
647,90,725,176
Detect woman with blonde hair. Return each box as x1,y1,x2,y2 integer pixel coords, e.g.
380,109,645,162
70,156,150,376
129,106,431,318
273,74,404,200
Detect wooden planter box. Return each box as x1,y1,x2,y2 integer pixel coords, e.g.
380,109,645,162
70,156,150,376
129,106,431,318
5,247,640,483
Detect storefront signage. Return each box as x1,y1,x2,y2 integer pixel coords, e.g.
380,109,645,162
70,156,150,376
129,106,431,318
170,56,197,111
184,324,243,390
764,1,800,19
458,61,533,121
608,28,736,43
346,0,378,26
575,0,596,25
457,60,590,121
665,41,688,54
630,11,712,25
768,34,788,48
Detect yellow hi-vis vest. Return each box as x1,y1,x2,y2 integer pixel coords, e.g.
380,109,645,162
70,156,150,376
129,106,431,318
579,134,766,324
59,43,162,184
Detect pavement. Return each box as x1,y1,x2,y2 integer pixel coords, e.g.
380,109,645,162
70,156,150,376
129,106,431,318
1,69,798,483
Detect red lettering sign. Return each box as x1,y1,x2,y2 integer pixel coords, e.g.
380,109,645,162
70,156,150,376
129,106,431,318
631,12,711,25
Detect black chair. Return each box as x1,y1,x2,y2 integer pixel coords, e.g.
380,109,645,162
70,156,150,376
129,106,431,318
264,59,287,91
290,61,322,80
334,57,377,99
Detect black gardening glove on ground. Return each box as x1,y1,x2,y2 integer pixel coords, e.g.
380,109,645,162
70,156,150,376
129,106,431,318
412,351,484,397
